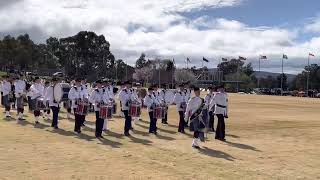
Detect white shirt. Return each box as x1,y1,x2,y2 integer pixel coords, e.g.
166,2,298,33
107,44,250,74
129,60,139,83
89,88,109,111
210,92,228,115
173,90,186,111
30,83,44,100
1,80,11,96
204,92,215,110
185,96,203,119
184,89,192,102
118,88,131,111
14,80,26,97
43,85,59,107
144,93,158,112
68,86,89,109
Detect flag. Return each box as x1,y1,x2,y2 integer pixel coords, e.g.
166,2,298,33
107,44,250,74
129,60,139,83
283,54,288,59
186,57,191,63
239,56,247,61
309,53,315,57
222,58,228,62
260,55,267,60
203,57,209,63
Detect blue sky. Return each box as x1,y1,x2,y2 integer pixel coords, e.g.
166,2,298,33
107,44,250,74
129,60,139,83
0,0,320,74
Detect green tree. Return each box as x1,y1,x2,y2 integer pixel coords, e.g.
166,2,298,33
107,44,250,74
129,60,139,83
135,53,147,68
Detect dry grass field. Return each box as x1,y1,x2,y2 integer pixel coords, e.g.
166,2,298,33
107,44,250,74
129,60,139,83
0,94,320,180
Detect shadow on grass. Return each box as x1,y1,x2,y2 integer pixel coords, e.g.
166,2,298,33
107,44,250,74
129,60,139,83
97,137,122,148
225,141,261,152
226,134,240,138
128,135,153,146
199,147,236,161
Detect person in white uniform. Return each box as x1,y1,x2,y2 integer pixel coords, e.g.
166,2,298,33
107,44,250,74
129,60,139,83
44,78,61,129
1,75,12,118
69,78,89,134
14,75,26,120
174,84,187,133
210,84,228,141
30,77,44,124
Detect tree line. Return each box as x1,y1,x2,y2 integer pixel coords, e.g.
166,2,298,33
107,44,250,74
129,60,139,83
0,31,319,91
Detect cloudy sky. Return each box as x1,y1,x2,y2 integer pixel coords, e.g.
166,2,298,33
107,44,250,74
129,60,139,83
1,0,320,74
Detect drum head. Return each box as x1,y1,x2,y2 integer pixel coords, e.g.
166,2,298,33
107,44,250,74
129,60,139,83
164,90,175,105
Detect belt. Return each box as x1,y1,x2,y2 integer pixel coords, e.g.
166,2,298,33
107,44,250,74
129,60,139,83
216,104,226,108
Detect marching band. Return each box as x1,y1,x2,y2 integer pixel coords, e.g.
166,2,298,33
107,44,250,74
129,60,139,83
0,74,229,149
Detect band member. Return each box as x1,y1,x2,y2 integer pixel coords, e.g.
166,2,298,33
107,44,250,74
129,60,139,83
30,77,44,124
144,87,159,134
174,84,186,133
102,79,113,131
130,83,140,124
65,81,73,120
118,81,132,136
2,75,12,118
90,80,108,138
69,78,89,134
158,85,168,124
26,82,33,112
205,86,216,132
210,85,228,141
185,87,206,149
42,81,51,120
44,78,61,129
14,75,26,120
0,76,3,106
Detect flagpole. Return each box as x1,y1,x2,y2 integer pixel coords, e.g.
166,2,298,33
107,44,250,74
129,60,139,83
237,59,239,93
158,59,161,88
172,59,175,89
281,56,284,96
125,59,128,80
258,56,261,89
307,54,310,93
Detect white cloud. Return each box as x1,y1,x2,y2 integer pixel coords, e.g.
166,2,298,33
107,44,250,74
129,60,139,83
304,17,320,33
0,0,319,74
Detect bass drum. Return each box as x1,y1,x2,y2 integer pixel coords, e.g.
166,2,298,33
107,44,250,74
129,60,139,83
164,90,175,105
54,83,71,102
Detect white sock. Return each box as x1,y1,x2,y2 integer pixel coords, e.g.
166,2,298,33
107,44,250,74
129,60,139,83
6,111,10,116
35,116,39,122
103,119,108,130
192,138,199,147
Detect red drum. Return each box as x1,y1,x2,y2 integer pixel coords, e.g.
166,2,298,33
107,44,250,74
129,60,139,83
76,102,89,115
129,104,141,117
154,106,166,119
36,98,47,110
99,105,113,119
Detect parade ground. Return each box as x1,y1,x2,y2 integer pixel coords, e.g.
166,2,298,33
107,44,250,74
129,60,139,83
0,94,319,180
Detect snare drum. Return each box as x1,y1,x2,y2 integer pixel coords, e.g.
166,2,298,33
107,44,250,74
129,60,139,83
153,106,166,119
76,102,89,116
99,105,113,119
129,103,141,117
36,98,46,110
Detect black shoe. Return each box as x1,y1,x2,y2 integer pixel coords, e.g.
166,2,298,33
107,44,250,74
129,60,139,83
99,135,104,139
192,145,201,149
154,131,158,135
124,132,130,136
221,138,226,142
130,127,134,130
35,121,40,124
54,126,59,129
81,124,85,127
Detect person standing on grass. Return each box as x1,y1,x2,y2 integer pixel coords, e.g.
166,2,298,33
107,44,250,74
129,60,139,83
2,75,13,118
30,77,44,124
210,84,228,141
205,86,216,132
14,74,26,121
174,83,187,133
44,78,61,129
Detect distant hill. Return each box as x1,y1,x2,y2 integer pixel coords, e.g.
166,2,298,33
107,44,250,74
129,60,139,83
253,71,296,82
